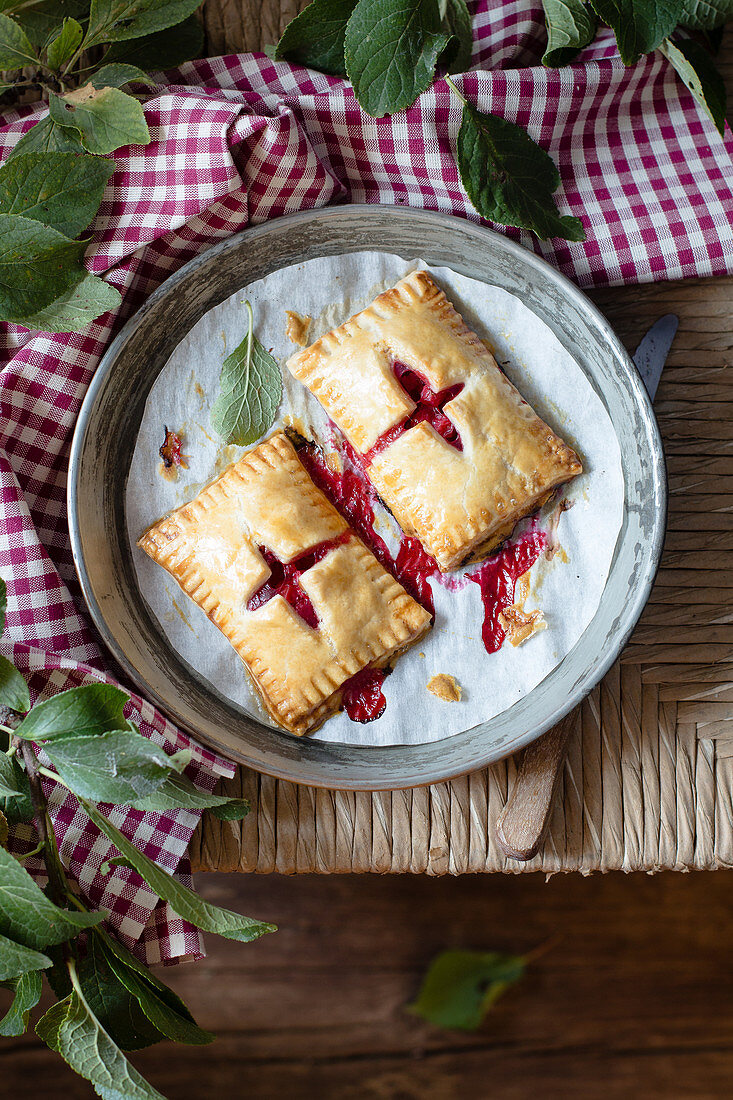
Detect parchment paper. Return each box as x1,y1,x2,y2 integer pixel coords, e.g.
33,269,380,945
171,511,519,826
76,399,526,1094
126,253,623,746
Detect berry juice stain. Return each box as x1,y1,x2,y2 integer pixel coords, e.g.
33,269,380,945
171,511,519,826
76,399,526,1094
469,528,547,653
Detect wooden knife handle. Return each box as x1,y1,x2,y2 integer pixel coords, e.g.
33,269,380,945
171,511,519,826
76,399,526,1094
495,710,577,861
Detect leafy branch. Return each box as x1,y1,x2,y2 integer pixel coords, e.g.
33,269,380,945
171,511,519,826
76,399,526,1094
0,0,206,333
271,0,731,243
0,578,273,1098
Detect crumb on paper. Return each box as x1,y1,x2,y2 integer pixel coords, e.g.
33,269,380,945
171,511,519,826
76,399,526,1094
427,673,462,702
498,605,547,647
419,652,425,659
159,426,187,480
285,310,312,347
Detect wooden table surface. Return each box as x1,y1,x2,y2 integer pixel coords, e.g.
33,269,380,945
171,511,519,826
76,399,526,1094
4,870,733,1098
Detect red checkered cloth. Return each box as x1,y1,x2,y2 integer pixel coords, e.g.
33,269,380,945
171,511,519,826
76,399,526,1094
2,2,732,964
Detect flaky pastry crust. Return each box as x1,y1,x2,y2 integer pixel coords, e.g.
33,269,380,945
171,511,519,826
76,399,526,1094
287,271,582,570
138,432,431,735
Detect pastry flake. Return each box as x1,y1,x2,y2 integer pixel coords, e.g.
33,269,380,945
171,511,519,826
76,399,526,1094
138,432,431,736
287,271,582,571
285,310,312,348
498,605,547,647
426,673,462,702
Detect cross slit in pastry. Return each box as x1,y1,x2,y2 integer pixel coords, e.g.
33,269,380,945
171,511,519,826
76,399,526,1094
286,271,583,571
138,432,432,736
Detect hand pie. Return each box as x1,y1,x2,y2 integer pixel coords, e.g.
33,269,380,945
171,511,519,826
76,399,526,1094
138,432,431,736
286,271,583,571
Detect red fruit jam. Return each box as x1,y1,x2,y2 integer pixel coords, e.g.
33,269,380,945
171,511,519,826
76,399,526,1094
341,667,387,723
246,533,351,628
469,529,547,654
363,361,464,464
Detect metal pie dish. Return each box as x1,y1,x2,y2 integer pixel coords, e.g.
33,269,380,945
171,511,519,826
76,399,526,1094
68,207,666,790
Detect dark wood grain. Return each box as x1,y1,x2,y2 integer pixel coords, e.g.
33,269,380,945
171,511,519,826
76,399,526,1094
3,870,733,1098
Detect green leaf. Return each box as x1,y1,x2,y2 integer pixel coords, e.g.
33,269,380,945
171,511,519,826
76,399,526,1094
0,12,37,68
680,0,733,29
438,0,473,74
0,847,103,952
6,116,86,162
659,36,726,135
0,213,86,326
589,0,680,65
102,14,203,69
344,0,450,117
101,940,214,1045
168,748,192,770
453,90,585,242
49,85,150,155
407,950,526,1030
0,754,33,827
0,970,43,1037
0,577,6,637
14,0,88,50
131,772,250,819
82,798,276,943
0,754,23,800
45,943,73,1000
95,926,198,1023
209,798,250,821
46,16,83,68
0,152,113,240
0,932,52,981
210,301,283,446
89,61,155,87
77,935,164,1051
36,984,167,1100
0,808,7,848
273,0,357,76
15,683,129,743
541,0,597,66
0,654,29,713
86,0,205,46
20,271,122,334
43,726,186,804
2,793,34,829
0,752,31,814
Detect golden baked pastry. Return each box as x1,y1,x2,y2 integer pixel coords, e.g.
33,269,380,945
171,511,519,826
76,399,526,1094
287,271,582,571
138,432,431,735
